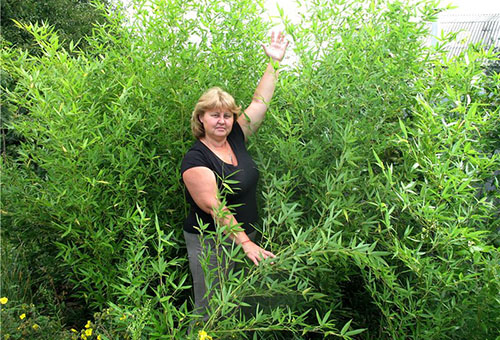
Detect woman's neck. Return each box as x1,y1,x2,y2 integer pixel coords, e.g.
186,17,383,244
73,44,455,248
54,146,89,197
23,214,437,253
200,136,227,149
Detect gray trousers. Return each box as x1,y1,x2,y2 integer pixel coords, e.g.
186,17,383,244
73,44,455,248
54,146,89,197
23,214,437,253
184,230,256,322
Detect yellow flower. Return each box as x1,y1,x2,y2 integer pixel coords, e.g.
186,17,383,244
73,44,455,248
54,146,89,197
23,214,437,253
0,297,8,304
198,330,213,340
81,335,87,340
97,335,102,340
85,320,92,328
71,328,78,333
19,313,26,320
119,314,126,320
85,328,92,337
32,323,40,330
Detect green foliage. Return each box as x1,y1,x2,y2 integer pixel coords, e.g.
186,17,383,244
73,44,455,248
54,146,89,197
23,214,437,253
1,0,499,339
0,300,71,339
0,0,110,53
0,244,71,340
0,0,113,167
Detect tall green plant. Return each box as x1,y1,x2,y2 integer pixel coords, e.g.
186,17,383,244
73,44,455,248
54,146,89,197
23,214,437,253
2,0,499,338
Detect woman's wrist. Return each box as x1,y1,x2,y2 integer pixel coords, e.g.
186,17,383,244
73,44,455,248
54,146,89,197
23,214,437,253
267,60,280,74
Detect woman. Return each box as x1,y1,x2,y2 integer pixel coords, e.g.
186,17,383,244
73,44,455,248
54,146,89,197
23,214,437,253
181,31,289,321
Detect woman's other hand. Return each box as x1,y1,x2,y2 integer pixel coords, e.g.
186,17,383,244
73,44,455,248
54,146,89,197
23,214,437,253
261,31,289,62
241,241,276,266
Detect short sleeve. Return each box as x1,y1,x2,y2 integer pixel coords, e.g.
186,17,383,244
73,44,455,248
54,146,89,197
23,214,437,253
230,121,245,144
181,148,207,175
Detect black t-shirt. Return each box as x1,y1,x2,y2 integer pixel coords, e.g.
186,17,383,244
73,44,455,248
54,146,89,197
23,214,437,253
181,121,259,234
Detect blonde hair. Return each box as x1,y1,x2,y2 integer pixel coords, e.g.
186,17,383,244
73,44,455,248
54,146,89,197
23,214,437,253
191,87,241,139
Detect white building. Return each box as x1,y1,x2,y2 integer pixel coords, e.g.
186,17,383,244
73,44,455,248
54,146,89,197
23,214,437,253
431,14,500,57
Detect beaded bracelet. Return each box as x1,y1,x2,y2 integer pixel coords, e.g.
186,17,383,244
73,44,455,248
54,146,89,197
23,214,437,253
241,239,251,245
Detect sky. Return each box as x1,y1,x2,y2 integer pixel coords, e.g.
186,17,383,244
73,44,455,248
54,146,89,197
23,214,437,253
121,0,500,24
120,0,500,41
118,0,499,70
439,0,500,14
263,0,500,26
257,0,500,65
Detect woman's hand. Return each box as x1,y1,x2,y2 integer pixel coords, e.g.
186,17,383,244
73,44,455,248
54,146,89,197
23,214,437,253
241,241,276,266
261,31,289,62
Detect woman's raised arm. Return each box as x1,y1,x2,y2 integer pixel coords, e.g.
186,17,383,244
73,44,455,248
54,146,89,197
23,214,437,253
238,31,289,140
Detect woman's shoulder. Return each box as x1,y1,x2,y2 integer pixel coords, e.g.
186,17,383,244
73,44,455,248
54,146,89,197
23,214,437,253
229,121,245,142
181,141,210,173
185,140,204,153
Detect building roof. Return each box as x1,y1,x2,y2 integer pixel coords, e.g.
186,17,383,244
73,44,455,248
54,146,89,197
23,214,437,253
435,14,500,57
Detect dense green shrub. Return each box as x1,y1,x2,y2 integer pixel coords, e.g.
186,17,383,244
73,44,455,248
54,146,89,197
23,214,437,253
0,0,111,53
0,0,113,164
1,0,498,339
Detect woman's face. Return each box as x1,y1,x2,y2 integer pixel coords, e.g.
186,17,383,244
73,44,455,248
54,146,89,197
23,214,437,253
200,108,234,139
